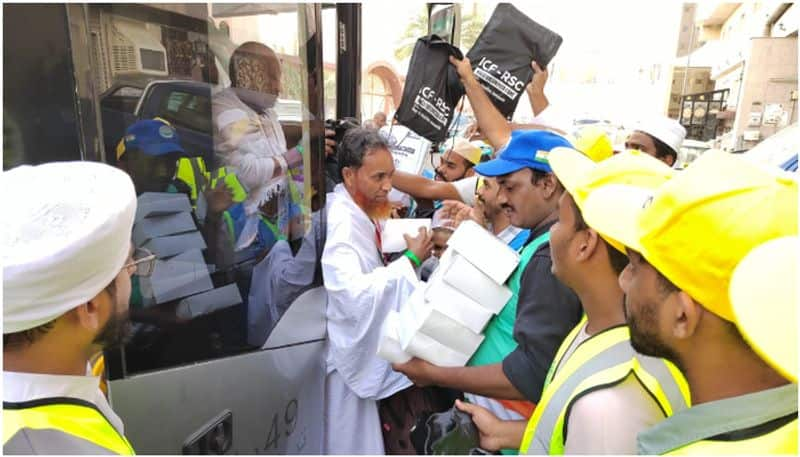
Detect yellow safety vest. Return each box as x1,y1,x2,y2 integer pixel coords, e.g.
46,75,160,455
174,156,209,204
519,316,691,455
665,419,797,455
174,157,247,207
4,399,135,454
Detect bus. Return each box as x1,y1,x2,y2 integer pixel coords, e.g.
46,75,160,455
4,3,468,453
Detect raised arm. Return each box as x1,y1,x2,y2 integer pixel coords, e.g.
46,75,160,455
391,170,463,202
449,56,511,151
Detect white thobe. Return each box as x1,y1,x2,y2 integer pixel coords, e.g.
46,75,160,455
321,184,416,454
212,87,289,216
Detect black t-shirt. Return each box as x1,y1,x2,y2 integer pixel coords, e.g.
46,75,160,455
501,220,583,403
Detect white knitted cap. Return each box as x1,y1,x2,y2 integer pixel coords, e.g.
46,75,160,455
2,161,137,333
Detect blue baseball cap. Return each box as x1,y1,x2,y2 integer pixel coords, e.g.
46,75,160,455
474,130,573,177
116,119,184,159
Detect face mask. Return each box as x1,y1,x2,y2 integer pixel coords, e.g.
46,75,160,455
232,87,278,111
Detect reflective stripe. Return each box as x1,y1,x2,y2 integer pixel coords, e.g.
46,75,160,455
259,215,287,242
520,321,689,455
5,427,117,454
521,326,633,454
222,211,236,246
638,384,797,455
209,167,248,204
175,157,209,204
667,420,797,455
4,402,134,455
543,315,588,391
546,357,689,454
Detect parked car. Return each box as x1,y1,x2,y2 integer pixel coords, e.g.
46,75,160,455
740,123,798,172
101,79,304,165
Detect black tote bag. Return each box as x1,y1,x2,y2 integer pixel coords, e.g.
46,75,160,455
466,4,563,119
394,35,465,143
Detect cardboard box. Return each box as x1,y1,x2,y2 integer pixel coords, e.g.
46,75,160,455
143,231,207,259
381,218,432,253
404,331,471,367
135,192,192,221
443,253,513,314
148,249,213,304
425,279,493,334
133,211,197,247
377,310,413,364
397,288,484,356
175,283,243,320
446,220,520,284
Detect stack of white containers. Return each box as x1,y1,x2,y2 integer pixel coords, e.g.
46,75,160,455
378,220,520,366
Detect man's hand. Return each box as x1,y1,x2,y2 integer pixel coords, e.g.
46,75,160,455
525,60,548,99
205,180,234,215
403,227,433,263
454,399,509,452
392,357,438,387
464,122,481,140
324,128,336,157
390,202,409,219
440,200,485,229
449,55,476,85
525,61,550,117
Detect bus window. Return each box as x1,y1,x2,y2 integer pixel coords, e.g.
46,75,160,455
93,3,327,381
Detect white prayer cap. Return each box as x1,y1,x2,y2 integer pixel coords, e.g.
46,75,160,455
2,161,137,333
634,116,687,155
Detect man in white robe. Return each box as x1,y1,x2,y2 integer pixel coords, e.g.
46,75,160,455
322,128,433,454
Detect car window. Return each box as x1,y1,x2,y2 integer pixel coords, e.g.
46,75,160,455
156,90,212,135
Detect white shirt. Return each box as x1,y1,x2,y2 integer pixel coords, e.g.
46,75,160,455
452,175,479,206
212,87,289,215
4,370,125,435
496,225,524,246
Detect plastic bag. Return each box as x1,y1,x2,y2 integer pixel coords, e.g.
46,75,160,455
394,35,465,143
466,4,563,119
410,407,485,455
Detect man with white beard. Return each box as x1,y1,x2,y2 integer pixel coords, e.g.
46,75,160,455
321,128,433,454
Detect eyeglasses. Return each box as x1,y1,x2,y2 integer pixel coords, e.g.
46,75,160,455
124,248,157,277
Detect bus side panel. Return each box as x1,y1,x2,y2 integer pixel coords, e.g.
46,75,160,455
108,286,328,454
108,340,325,454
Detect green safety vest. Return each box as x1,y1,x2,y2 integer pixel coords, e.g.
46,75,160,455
664,420,797,455
519,316,691,455
4,399,135,455
637,383,798,455
469,231,551,367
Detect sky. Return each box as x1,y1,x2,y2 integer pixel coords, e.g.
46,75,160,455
357,0,685,125
219,1,686,126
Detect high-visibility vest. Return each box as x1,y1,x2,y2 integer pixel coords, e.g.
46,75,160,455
174,156,209,205
469,231,551,421
520,316,691,455
4,399,135,455
174,157,247,207
664,419,797,455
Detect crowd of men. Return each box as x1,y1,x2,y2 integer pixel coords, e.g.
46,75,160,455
2,39,796,456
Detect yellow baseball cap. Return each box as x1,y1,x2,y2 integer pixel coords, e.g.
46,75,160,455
449,137,483,165
729,236,797,382
549,148,674,253
569,125,614,162
582,150,798,322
